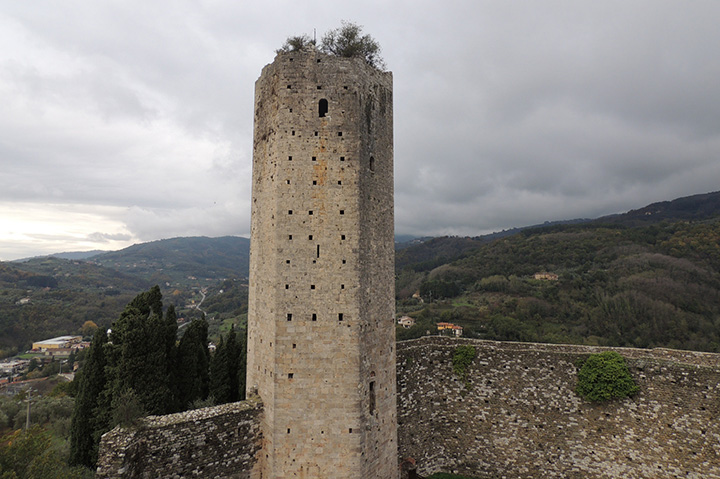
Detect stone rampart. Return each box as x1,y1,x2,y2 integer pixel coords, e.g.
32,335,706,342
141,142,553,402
96,397,262,479
397,337,720,478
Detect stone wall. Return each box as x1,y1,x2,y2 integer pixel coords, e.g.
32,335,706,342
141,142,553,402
397,337,720,478
96,397,262,479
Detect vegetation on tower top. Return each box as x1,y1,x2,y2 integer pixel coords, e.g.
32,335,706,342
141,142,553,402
277,21,385,70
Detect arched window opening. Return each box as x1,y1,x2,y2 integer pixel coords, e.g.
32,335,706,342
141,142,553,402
319,99,328,118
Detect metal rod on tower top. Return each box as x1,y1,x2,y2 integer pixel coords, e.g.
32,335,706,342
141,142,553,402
313,28,316,44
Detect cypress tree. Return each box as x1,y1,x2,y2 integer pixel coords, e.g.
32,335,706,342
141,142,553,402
174,317,210,409
209,336,231,404
69,328,108,468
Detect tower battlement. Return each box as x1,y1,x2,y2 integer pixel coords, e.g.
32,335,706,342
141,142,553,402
247,50,397,478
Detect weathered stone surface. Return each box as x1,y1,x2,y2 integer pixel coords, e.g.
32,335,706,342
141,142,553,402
96,397,262,479
247,48,397,478
397,337,720,478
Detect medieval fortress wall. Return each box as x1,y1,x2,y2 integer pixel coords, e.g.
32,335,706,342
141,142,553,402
397,337,720,479
246,50,397,478
97,338,720,478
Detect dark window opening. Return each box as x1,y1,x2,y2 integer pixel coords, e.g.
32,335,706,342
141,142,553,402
288,373,294,379
340,156,345,161
341,234,346,240
292,343,296,349
288,234,293,240
342,259,346,264
349,428,353,433
317,85,322,90
288,210,293,215
289,108,293,112
343,85,348,90
286,260,290,264
309,210,313,215
338,181,342,185
285,284,289,289
310,285,315,290
369,381,376,414
312,313,317,321
286,180,290,184
287,428,291,433
337,132,342,136
287,314,292,321
313,180,317,185
316,245,320,258
319,99,328,118
287,84,291,89
341,284,345,289
314,131,318,136
291,130,295,136
312,156,316,161
370,156,375,171
340,210,344,215
288,156,292,161
338,313,344,321
308,235,313,240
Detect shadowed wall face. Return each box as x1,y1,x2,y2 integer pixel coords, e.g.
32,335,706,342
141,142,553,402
397,337,720,479
247,49,397,478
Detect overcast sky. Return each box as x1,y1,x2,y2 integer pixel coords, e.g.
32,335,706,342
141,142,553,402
2,1,719,260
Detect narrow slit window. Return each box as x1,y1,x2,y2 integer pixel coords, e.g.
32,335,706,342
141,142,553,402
313,180,317,185
338,313,344,321
341,234,346,240
314,131,318,136
287,313,292,321
316,245,320,258
341,284,345,289
319,99,328,118
338,180,342,185
288,234,293,240
369,381,376,414
285,284,289,289
370,156,375,171
291,130,295,136
288,156,292,161
312,313,317,321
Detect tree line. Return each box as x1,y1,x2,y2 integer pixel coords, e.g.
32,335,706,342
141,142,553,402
69,286,246,468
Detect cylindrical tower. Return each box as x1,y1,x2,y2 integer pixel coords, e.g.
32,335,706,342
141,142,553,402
247,49,397,478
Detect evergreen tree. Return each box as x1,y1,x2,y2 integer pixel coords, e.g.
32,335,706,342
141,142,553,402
69,328,108,468
237,325,247,401
209,336,231,404
174,317,210,409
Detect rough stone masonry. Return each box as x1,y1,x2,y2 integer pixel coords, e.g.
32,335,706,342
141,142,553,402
245,48,398,478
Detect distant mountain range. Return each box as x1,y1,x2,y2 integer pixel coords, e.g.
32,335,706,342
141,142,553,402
2,190,719,353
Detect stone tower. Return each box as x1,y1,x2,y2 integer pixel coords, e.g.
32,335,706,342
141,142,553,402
246,48,397,478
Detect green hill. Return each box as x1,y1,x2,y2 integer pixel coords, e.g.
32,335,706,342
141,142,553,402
397,218,720,352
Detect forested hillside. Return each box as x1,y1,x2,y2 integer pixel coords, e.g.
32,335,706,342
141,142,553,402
397,219,720,352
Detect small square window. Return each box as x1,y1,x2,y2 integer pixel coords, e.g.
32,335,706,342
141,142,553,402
285,284,289,289
288,373,294,379
288,156,292,161
338,181,342,185
287,84,291,89
341,234,346,240
289,108,293,112
317,85,322,89
340,210,344,215
292,343,296,349
342,259,346,264
292,130,295,136
310,285,315,290
313,180,317,185
312,156,316,161
288,210,293,215
309,210,314,215
338,132,342,137
314,131,318,136
341,284,345,289
286,260,291,264
343,85,348,90
286,180,290,184
287,313,292,321
340,156,345,161
338,313,344,321
308,235,313,240
288,234,293,240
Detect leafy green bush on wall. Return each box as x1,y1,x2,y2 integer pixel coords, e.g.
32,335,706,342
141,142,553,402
452,345,477,387
576,351,639,402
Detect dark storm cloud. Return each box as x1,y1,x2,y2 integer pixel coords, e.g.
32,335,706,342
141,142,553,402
2,1,720,258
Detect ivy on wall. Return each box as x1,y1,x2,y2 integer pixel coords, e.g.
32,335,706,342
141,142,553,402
576,351,639,402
